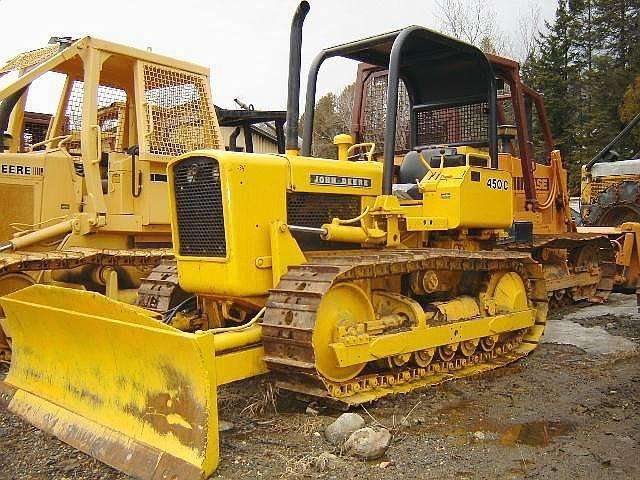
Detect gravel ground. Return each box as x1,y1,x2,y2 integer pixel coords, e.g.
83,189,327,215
1,294,638,480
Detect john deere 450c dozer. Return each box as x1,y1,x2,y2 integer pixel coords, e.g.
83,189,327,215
0,37,286,361
0,3,548,479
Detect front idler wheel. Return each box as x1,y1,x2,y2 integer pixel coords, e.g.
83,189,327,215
312,282,371,382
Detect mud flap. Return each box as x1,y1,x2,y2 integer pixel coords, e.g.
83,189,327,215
0,285,219,480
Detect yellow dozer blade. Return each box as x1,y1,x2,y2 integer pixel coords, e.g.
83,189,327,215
0,285,224,480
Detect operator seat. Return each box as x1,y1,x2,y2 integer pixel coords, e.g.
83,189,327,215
393,150,426,200
393,147,466,200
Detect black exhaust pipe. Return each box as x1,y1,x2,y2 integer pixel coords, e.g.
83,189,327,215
285,1,310,153
0,87,28,151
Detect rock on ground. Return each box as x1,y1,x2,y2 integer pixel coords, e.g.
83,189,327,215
218,420,234,432
325,412,366,445
344,427,392,459
313,452,340,471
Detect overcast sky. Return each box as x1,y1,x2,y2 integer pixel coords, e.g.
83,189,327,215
0,0,557,113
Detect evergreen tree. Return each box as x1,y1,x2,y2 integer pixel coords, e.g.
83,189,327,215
302,84,355,159
525,0,640,192
525,0,581,186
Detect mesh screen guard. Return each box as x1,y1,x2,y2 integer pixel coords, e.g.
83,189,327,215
63,80,128,152
143,64,221,156
415,101,489,147
22,118,50,151
0,44,60,75
357,67,495,153
361,73,410,152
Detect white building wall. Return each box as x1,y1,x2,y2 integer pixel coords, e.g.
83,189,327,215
219,126,279,154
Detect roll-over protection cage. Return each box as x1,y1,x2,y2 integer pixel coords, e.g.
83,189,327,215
299,26,498,195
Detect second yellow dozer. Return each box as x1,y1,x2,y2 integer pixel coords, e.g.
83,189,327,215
0,4,548,479
0,36,287,362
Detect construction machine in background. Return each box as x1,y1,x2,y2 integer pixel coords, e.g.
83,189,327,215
0,4,548,478
577,111,640,292
580,112,640,227
0,37,285,361
351,56,638,307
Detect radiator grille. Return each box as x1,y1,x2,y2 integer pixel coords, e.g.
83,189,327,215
416,102,489,147
287,192,362,250
0,183,34,242
287,192,361,228
173,156,226,257
590,178,616,198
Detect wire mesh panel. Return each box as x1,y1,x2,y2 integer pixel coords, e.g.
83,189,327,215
415,102,489,147
287,192,361,228
62,81,128,153
97,86,128,152
143,64,220,156
361,72,410,152
287,192,362,250
0,44,60,75
22,113,51,151
62,80,85,152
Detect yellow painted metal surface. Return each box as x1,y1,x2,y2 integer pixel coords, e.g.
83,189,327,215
333,134,353,161
215,346,268,386
498,150,572,234
0,37,225,248
420,165,513,230
331,311,535,367
579,222,640,290
214,324,263,353
286,154,383,195
580,165,640,219
1,285,221,479
168,150,383,296
169,149,518,300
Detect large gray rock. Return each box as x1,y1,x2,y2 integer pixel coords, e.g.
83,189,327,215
325,413,366,445
344,427,392,459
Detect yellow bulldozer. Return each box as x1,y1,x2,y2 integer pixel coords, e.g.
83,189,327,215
0,36,286,361
580,112,640,227
0,3,549,478
351,56,639,306
575,111,640,293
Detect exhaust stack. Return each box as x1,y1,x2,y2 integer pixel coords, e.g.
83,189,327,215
285,1,310,154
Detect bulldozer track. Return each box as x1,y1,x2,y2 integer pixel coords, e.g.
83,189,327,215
507,233,616,308
0,247,175,362
134,260,188,315
262,248,548,405
0,247,174,276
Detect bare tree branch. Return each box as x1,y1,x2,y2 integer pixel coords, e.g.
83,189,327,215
515,1,543,62
435,0,511,55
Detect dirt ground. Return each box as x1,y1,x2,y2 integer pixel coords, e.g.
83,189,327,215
1,294,638,480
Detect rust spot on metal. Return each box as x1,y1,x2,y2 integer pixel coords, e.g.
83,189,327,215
126,364,206,448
